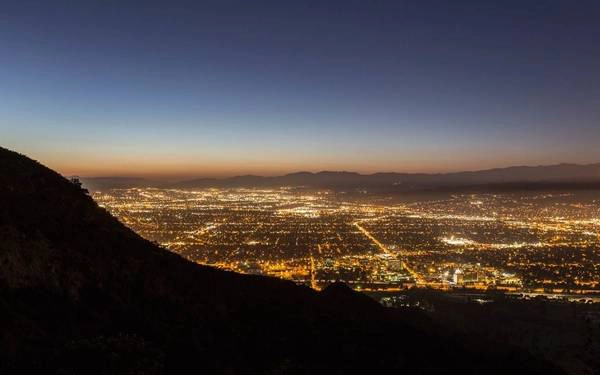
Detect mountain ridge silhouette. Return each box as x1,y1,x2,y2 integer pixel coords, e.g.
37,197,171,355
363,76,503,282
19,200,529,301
78,162,600,191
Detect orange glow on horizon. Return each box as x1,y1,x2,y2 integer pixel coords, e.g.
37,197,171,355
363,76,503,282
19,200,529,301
13,144,600,180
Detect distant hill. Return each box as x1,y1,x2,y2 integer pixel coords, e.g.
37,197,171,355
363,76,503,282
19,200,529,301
171,163,600,191
80,163,600,191
0,147,564,374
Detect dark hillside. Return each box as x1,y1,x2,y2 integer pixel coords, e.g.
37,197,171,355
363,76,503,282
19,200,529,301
0,147,563,374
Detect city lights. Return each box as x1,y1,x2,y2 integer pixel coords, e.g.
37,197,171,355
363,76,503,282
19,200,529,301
95,188,600,294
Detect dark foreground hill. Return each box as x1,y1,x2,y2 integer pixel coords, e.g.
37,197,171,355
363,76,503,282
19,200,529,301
0,147,563,374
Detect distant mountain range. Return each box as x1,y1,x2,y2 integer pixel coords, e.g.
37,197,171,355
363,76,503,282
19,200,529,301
81,162,600,192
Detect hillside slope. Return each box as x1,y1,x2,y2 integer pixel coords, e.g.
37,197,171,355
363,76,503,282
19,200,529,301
0,147,563,374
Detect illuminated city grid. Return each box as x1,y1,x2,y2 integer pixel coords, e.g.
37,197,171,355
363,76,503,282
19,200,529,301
94,188,600,293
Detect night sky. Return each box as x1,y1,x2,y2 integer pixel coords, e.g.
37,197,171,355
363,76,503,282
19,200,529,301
2,0,600,178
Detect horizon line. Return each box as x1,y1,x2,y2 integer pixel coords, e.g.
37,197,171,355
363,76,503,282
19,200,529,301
73,161,600,182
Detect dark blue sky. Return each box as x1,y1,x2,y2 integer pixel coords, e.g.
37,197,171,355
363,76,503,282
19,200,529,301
2,0,600,177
